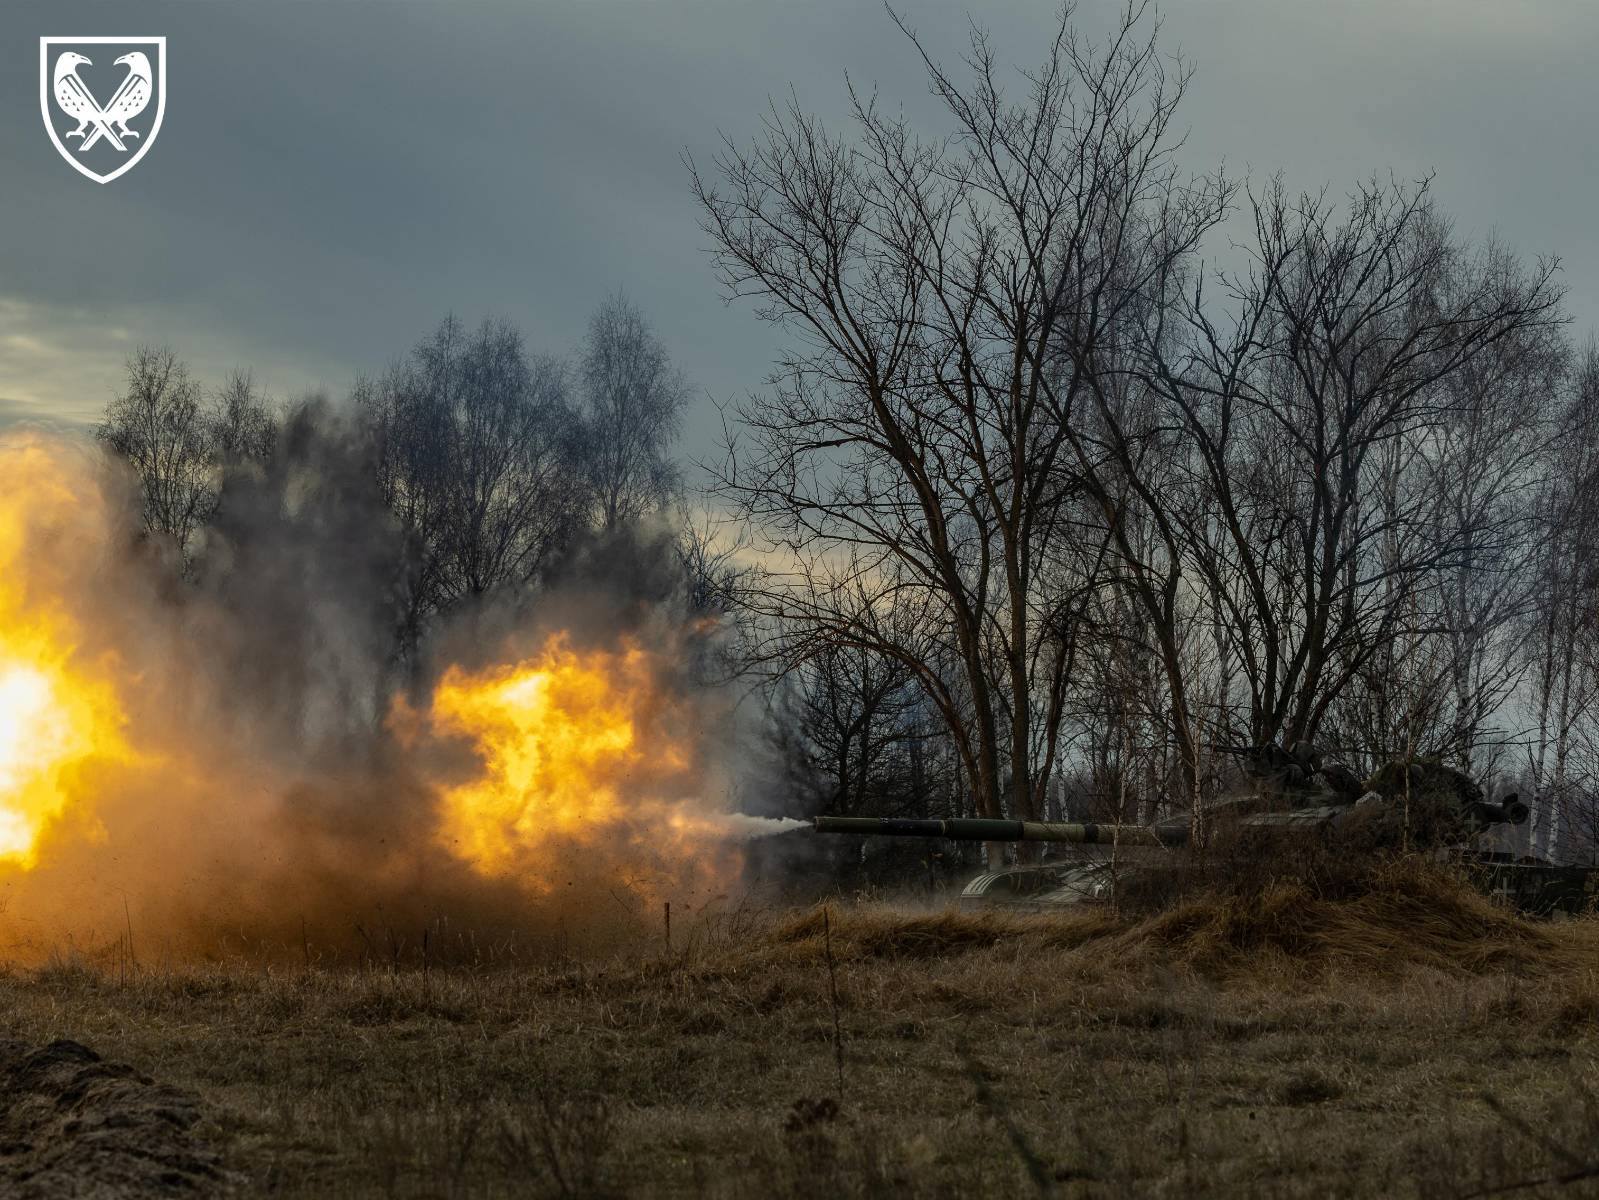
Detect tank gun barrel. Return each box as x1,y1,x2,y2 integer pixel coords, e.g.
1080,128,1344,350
1469,797,1530,827
813,815,1175,846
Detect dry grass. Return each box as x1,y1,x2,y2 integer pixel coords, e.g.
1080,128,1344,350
4,864,1599,1197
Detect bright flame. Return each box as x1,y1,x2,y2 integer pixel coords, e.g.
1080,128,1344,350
0,654,116,865
0,431,770,953
0,440,128,868
420,634,689,880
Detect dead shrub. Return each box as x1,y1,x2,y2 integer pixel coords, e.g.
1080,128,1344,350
499,1088,615,1199
768,903,1103,963
1110,854,1579,980
1275,1068,1344,1106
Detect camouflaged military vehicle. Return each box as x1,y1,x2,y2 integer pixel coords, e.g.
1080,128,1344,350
815,743,1596,914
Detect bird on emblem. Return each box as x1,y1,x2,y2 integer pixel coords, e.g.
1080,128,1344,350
79,52,154,152
52,52,126,153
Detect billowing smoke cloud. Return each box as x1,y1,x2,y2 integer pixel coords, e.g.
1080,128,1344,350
0,418,790,962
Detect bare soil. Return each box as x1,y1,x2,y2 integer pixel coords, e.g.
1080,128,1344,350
0,1037,228,1197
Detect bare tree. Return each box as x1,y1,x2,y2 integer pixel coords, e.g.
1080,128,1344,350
358,315,586,645
208,368,278,467
1422,315,1565,769
1526,347,1599,860
692,1,1226,829
580,293,690,530
786,642,926,818
1141,179,1564,758
677,510,747,619
96,345,215,567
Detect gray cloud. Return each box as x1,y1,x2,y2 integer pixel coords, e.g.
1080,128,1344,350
2,0,1596,442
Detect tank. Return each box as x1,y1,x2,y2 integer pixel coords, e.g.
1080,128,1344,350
810,745,1588,914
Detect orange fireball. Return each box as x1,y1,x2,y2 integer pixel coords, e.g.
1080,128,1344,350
423,634,687,879
0,439,129,869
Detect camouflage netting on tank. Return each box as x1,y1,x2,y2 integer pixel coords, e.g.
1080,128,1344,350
1360,758,1491,846
0,1038,228,1198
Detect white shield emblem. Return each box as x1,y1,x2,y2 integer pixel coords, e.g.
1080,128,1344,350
40,37,166,185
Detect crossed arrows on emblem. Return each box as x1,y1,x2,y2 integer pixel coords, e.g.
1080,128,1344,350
51,51,154,154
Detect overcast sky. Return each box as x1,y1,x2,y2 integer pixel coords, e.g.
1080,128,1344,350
5,0,1598,454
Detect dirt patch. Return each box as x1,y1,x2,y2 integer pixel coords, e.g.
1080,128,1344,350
0,1038,228,1198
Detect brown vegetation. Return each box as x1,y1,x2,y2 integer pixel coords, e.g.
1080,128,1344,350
3,867,1599,1196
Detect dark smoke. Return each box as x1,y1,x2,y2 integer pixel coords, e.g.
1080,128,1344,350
0,415,767,963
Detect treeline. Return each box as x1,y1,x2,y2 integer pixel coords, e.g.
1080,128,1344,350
689,3,1599,861
95,294,719,659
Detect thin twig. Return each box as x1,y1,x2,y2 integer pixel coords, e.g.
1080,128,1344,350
823,907,844,1099
122,895,137,973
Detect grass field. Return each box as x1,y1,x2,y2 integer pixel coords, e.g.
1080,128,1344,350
3,862,1599,1197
